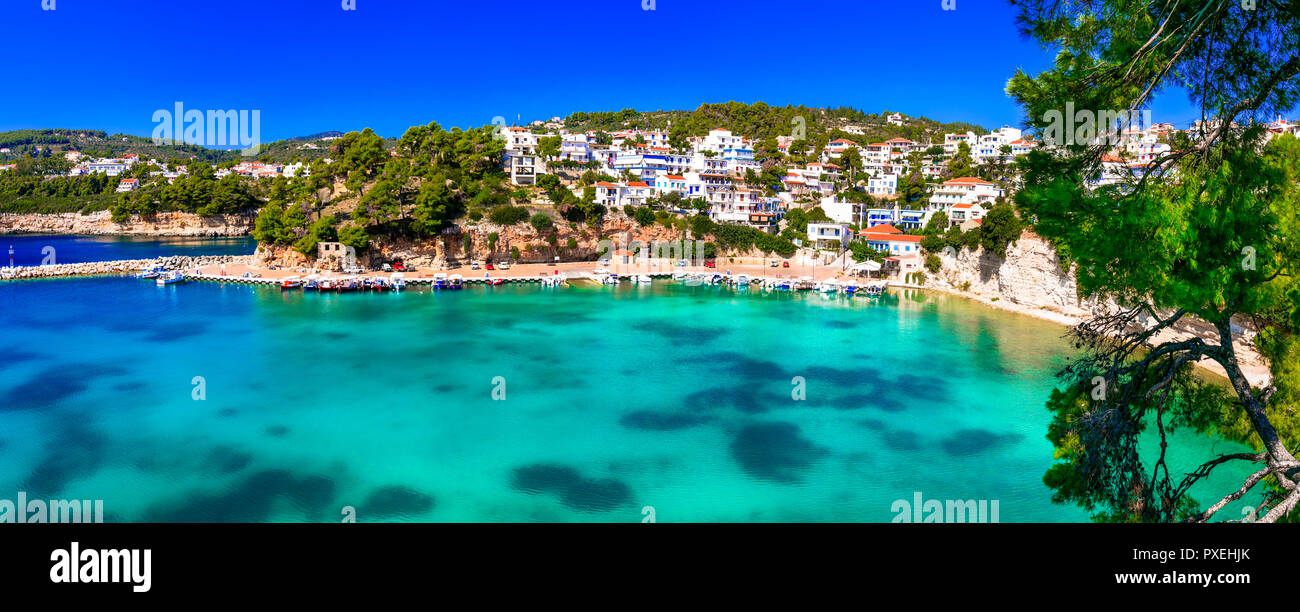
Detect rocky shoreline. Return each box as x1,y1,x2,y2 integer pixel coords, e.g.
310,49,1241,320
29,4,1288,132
0,255,252,281
922,230,1270,387
0,211,254,237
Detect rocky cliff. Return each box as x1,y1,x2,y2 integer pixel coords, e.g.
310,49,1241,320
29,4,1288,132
0,211,254,236
254,213,692,269
924,230,1269,385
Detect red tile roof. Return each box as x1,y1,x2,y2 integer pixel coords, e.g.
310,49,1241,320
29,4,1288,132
864,224,901,234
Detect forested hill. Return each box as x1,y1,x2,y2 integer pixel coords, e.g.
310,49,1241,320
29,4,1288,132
0,129,347,164
560,102,986,147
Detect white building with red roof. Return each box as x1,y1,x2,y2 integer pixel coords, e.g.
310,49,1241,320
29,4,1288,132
858,225,924,256
928,177,1003,225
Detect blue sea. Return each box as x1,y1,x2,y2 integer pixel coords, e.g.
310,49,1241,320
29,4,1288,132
0,242,1265,522
1,234,255,267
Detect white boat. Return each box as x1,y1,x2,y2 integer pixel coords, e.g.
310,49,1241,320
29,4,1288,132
448,274,464,289
672,270,690,281
635,274,653,284
433,273,449,289
734,274,751,287
136,267,163,279
603,273,620,285
841,280,859,295
817,279,840,294
156,271,185,286
390,273,406,291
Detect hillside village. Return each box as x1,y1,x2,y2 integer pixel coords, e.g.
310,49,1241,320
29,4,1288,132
3,108,1298,279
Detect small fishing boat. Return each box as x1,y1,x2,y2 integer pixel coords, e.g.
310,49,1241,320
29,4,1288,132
390,273,406,292
490,278,505,286
369,277,390,292
319,277,336,292
734,274,751,287
708,273,725,285
817,279,840,294
841,280,859,295
635,274,653,284
156,271,185,286
857,281,886,297
136,267,164,279
433,273,449,289
602,273,620,285
303,274,320,291
672,270,690,281
280,276,302,290
337,277,361,293
796,276,816,291
449,274,464,289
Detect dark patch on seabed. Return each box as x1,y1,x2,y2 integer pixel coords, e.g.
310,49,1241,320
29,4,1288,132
940,428,1024,456
144,469,338,522
205,446,253,474
140,322,205,343
620,410,714,431
265,425,291,437
729,422,828,483
0,350,42,371
880,429,923,452
631,320,728,343
682,385,781,414
217,407,238,418
362,485,436,519
510,463,633,512
20,420,107,498
823,319,857,329
0,363,128,412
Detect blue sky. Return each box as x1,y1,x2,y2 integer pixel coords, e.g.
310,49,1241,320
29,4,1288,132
3,0,1210,141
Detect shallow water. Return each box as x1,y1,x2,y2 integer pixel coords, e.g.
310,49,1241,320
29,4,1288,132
0,276,1262,522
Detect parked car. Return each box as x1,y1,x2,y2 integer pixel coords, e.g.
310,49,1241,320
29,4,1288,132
382,264,392,272
782,261,790,268
704,260,716,268
770,260,780,267
392,262,407,271
498,261,511,270
485,262,496,270
471,261,480,270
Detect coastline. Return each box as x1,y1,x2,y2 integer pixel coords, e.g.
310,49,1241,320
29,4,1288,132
0,211,253,237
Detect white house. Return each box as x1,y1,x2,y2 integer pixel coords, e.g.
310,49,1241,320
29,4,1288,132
867,174,898,196
115,178,140,193
858,224,924,256
807,222,852,250
928,177,1003,222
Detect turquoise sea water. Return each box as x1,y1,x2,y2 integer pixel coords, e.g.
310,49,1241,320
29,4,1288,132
0,275,1263,522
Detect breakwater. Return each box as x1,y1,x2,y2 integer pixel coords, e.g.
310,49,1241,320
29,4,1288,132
0,255,252,281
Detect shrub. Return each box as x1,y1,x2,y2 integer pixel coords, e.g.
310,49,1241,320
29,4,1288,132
925,254,942,273
529,213,553,233
488,206,530,226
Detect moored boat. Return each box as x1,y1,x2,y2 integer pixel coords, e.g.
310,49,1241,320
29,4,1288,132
156,271,185,286
280,276,302,290
433,273,449,289
635,274,653,284
136,267,164,279
390,273,406,292
449,274,464,289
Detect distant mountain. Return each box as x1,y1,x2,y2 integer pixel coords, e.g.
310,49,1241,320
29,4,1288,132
289,131,343,142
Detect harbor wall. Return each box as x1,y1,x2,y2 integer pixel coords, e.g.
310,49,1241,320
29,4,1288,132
0,255,251,281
